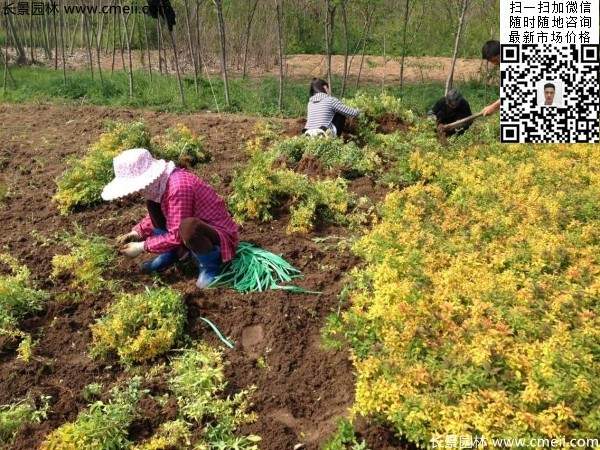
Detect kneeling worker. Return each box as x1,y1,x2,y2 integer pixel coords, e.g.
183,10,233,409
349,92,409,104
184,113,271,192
428,89,473,136
101,148,239,289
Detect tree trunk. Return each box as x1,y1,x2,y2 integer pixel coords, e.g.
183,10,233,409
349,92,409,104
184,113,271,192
142,13,152,80
340,0,349,97
242,0,259,79
5,14,27,64
382,33,386,92
53,7,58,69
195,0,204,73
119,10,126,71
95,7,106,85
83,13,95,79
324,1,335,91
399,0,410,91
42,11,52,60
59,0,67,84
29,8,35,62
120,2,134,98
168,28,187,106
111,12,117,73
445,0,469,95
2,16,16,91
213,0,230,107
183,0,199,94
275,0,284,111
355,5,374,89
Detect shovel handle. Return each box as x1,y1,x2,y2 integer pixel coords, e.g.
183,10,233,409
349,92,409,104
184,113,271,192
441,112,484,132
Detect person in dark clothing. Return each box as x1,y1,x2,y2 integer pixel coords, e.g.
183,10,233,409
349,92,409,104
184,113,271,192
428,89,473,136
147,0,176,31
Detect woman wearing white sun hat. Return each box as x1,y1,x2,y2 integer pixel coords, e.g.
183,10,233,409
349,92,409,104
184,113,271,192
102,148,239,288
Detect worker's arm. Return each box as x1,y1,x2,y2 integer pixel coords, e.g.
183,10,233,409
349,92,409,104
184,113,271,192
482,99,500,116
330,97,360,118
428,99,444,119
133,215,154,239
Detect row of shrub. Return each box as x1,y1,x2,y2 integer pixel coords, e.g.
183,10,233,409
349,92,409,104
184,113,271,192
228,93,419,234
40,344,260,450
1,232,257,448
53,121,210,215
326,119,600,444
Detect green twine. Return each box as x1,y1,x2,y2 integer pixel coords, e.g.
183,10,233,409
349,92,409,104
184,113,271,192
199,317,234,349
210,242,320,294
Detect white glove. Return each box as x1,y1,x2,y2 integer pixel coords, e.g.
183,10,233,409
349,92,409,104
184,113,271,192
116,230,141,245
121,241,145,258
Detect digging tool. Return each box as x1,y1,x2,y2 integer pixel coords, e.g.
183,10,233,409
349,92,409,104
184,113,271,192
440,111,484,133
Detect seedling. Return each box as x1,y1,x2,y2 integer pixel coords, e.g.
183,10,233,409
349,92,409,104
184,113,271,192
90,287,186,364
51,230,116,294
0,254,48,344
41,378,145,450
0,396,50,446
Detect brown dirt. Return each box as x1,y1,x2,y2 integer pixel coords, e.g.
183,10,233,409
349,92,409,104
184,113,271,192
0,102,399,449
6,47,487,84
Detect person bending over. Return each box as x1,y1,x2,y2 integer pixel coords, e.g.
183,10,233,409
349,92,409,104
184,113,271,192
428,89,473,136
303,78,360,137
102,148,239,289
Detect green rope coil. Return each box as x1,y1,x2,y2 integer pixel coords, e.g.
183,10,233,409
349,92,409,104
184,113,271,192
210,242,320,294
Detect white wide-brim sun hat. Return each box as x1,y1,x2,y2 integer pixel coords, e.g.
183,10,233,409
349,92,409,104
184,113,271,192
101,148,167,201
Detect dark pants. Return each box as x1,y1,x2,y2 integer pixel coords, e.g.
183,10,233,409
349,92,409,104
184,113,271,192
146,200,219,255
301,113,347,137
331,113,346,135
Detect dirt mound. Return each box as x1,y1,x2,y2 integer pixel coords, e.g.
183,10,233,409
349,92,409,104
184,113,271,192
0,103,398,449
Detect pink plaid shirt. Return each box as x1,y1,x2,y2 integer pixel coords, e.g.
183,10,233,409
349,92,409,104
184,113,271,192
133,169,239,262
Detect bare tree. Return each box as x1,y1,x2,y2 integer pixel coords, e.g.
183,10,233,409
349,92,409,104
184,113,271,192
355,3,374,89
183,0,199,94
2,15,16,91
167,27,186,106
141,13,153,80
213,0,230,107
242,0,259,78
95,5,107,85
83,12,95,79
324,0,336,91
59,0,67,84
340,0,349,96
445,0,469,94
5,13,27,64
119,1,134,98
274,0,285,111
399,0,410,91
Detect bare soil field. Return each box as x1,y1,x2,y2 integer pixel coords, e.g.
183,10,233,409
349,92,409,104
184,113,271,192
0,103,401,449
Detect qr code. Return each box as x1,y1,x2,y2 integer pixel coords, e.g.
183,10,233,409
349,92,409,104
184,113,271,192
501,44,600,143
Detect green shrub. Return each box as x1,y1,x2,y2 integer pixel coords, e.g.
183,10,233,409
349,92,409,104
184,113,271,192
169,345,260,449
90,287,186,364
40,377,145,450
273,135,381,176
131,420,191,450
53,121,151,214
0,396,50,445
53,121,211,215
229,150,351,233
341,139,600,444
346,92,415,124
51,231,116,293
0,254,48,341
323,418,369,450
151,124,211,166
